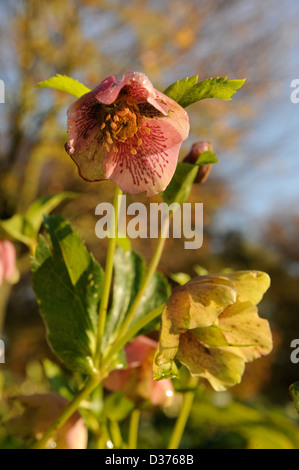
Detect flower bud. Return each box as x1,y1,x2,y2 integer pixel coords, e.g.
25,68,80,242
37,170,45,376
183,141,213,183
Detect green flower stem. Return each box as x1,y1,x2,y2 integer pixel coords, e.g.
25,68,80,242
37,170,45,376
32,375,100,449
167,376,199,449
117,218,169,338
110,420,124,449
94,185,122,368
103,303,165,365
128,409,140,449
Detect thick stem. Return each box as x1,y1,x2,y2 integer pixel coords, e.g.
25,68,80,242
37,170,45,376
128,409,140,449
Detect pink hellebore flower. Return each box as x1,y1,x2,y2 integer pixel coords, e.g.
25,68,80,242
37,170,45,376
103,335,174,406
65,72,190,196
0,240,18,286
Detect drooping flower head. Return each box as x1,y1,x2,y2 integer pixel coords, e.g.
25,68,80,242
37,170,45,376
65,72,189,196
103,335,174,406
154,271,272,391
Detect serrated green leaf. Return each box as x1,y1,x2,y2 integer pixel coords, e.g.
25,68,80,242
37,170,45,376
163,75,198,103
36,74,90,98
32,215,104,374
164,76,245,108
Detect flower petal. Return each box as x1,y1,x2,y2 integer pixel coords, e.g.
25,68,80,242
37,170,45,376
153,280,236,380
177,331,245,391
192,271,270,305
219,301,273,362
162,279,237,333
105,122,185,196
65,92,107,181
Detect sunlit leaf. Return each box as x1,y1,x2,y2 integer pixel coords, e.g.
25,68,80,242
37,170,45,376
164,76,246,108
0,214,32,246
163,75,198,104
24,192,78,237
36,74,90,98
0,193,77,250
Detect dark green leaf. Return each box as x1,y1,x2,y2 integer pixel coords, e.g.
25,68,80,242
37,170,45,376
32,215,104,374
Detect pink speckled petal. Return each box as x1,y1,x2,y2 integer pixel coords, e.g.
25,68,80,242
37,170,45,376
106,117,187,196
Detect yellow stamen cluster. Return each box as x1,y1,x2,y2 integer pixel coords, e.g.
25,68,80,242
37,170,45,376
100,103,147,154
